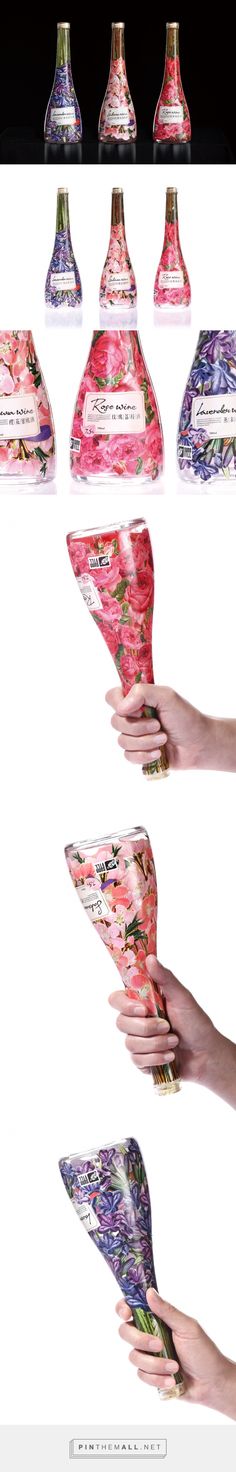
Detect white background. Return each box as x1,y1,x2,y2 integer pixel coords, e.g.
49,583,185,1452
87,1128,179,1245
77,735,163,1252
0,165,236,1432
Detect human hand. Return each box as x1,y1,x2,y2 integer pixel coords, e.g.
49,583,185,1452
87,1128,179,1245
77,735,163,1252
106,684,211,770
109,956,216,1086
117,1288,236,1414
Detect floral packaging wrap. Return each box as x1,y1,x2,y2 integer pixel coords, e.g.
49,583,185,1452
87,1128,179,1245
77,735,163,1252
59,1136,185,1400
45,188,82,311
0,331,55,483
67,518,168,780
177,331,236,483
154,188,190,310
153,23,191,144
65,826,180,1096
44,22,82,144
99,188,137,312
70,331,164,482
98,23,136,142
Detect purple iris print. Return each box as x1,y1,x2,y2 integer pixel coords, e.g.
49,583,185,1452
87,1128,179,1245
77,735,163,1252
177,330,236,483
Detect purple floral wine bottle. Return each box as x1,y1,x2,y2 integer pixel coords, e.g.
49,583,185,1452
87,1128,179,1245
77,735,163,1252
99,188,137,313
98,22,137,142
45,189,82,313
153,22,191,143
177,331,236,484
44,22,82,144
154,188,190,310
59,1137,185,1400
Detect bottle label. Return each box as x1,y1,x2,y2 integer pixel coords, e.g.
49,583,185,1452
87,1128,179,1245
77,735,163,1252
108,273,132,291
0,393,40,439
88,554,111,569
159,269,184,290
77,574,103,611
83,391,145,435
75,1202,99,1232
106,106,130,126
51,107,76,125
159,104,184,124
50,270,76,291
77,1169,100,1186
78,886,111,921
191,394,236,437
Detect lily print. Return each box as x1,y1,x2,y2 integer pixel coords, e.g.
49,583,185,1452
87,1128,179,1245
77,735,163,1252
177,330,236,483
99,223,137,311
154,219,191,309
67,518,168,779
65,827,180,1094
59,1137,184,1398
70,330,164,482
98,59,137,141
0,331,55,482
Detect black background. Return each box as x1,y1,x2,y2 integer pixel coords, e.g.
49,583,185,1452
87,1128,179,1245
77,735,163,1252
0,8,235,161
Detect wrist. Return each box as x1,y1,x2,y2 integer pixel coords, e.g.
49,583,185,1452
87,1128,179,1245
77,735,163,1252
202,1026,236,1108
196,716,236,772
210,1354,236,1419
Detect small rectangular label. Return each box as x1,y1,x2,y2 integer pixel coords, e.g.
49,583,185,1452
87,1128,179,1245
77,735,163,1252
95,858,118,875
108,274,132,291
159,104,183,124
191,393,236,438
77,575,103,612
51,107,76,124
83,391,145,436
88,555,111,570
0,392,40,439
50,270,76,291
106,108,130,125
69,1439,167,1458
159,269,184,290
75,1202,99,1232
78,887,111,922
77,1170,100,1187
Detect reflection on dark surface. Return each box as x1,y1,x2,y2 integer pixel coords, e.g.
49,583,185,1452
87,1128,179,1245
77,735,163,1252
153,141,191,164
0,128,43,162
98,142,136,165
44,142,83,164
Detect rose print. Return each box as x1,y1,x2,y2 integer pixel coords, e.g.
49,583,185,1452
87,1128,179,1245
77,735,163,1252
0,331,55,482
70,331,164,483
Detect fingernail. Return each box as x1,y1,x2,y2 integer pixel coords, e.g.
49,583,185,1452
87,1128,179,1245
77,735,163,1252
163,1051,175,1062
134,1004,147,1016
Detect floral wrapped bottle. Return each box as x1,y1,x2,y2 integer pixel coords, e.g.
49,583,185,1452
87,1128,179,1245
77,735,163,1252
65,826,180,1096
154,188,191,310
98,22,137,142
0,331,55,483
44,22,82,144
177,331,236,484
59,1137,185,1399
99,189,137,313
153,23,191,143
45,189,82,312
67,518,168,780
70,330,164,482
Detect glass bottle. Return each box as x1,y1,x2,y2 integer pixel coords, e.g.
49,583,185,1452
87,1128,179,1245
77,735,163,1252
65,826,180,1096
98,22,137,142
177,330,236,484
45,189,82,312
44,22,82,143
99,188,137,313
0,330,55,483
67,518,169,780
59,1137,185,1399
154,188,191,310
153,22,191,143
70,330,164,482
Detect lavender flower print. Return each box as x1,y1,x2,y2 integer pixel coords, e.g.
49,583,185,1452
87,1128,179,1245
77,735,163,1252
44,22,82,144
45,189,82,311
177,331,236,483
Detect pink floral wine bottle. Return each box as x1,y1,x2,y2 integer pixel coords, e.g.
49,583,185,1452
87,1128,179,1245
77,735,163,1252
45,189,82,312
59,1137,185,1399
153,22,191,143
0,330,55,483
70,330,164,482
44,22,82,144
154,188,191,310
98,22,137,142
65,826,180,1096
99,188,137,312
67,518,168,779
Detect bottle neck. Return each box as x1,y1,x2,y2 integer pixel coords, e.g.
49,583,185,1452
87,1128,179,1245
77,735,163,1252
56,23,71,67
111,190,125,228
111,23,125,60
56,191,71,234
166,23,179,59
164,191,180,247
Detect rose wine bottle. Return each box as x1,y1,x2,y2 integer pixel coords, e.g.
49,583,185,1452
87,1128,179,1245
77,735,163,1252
44,22,82,143
177,330,236,484
98,22,137,142
0,330,55,483
99,188,137,313
153,22,191,143
70,330,164,482
154,188,191,310
59,1137,185,1399
67,518,169,779
65,826,180,1096
45,189,82,313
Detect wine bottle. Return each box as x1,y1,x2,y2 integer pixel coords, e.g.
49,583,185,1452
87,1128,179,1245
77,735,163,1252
153,22,191,143
154,188,191,309
99,22,137,142
45,189,82,312
177,330,236,484
99,188,137,312
44,22,82,143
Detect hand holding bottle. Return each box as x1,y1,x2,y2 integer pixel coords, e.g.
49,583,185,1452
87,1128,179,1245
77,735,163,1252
117,1288,236,1415
109,956,236,1108
106,683,236,772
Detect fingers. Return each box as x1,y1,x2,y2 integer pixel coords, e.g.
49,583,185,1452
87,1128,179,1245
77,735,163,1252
117,731,168,753
119,1320,163,1355
106,684,161,714
108,990,179,1069
116,1298,133,1322
108,990,147,1018
112,714,162,737
116,1297,179,1391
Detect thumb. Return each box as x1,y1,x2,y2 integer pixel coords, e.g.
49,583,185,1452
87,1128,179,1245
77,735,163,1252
146,1288,190,1337
146,956,189,1009
106,683,159,715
